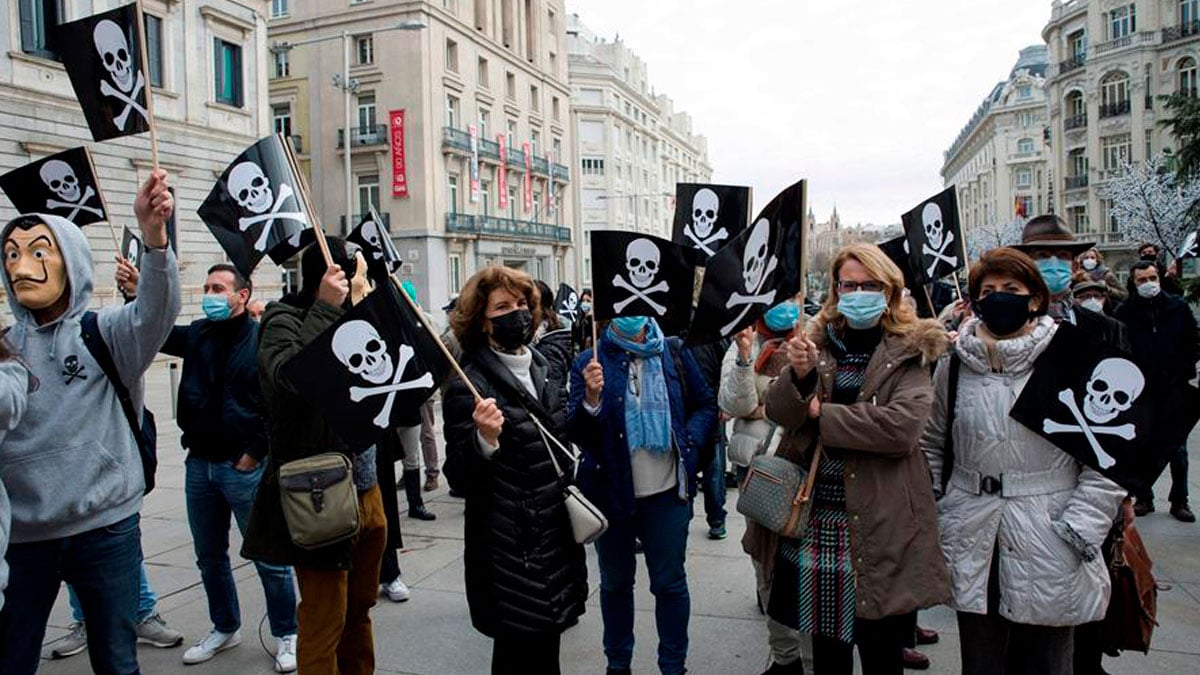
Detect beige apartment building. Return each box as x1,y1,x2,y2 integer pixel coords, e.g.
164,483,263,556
269,0,575,311
566,15,712,288
1043,0,1199,248
1,0,271,315
942,46,1052,246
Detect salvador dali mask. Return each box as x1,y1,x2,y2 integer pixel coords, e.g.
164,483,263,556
5,222,67,311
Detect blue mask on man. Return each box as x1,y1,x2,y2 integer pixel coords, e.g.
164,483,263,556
1036,258,1073,295
612,315,649,337
837,291,887,329
201,293,232,321
763,301,800,332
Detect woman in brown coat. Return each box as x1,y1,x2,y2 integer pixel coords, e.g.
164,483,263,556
745,243,951,675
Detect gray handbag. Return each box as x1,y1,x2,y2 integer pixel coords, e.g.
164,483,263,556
736,444,821,539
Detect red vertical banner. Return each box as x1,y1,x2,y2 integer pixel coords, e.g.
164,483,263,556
497,134,508,210
389,110,408,198
522,141,533,213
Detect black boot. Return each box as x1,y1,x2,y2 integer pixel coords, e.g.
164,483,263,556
404,469,436,520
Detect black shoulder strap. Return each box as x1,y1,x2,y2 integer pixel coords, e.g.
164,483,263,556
940,352,961,492
80,311,141,439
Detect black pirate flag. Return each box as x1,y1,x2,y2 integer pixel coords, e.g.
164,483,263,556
903,187,964,282
877,235,934,318
121,227,143,270
1010,322,1200,494
591,231,699,337
56,3,151,142
0,147,108,226
556,282,579,322
199,134,315,278
685,180,805,346
347,205,402,284
283,283,450,449
671,183,752,260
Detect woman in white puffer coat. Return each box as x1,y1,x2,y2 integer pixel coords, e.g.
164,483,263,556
921,248,1124,675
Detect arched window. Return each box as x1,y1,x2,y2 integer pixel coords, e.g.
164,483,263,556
1100,71,1131,117
1017,137,1035,154
1180,57,1197,97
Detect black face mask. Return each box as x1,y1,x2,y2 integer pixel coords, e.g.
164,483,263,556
1140,253,1158,262
972,292,1033,338
489,308,532,351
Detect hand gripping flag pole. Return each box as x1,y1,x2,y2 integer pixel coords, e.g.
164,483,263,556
387,273,482,403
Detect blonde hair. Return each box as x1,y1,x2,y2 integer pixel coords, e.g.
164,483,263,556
815,243,918,337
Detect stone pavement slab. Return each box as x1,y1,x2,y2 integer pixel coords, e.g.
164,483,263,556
33,363,1200,674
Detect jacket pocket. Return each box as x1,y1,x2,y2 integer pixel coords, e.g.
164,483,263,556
0,440,132,528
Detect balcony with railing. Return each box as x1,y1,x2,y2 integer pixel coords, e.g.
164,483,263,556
1093,31,1160,55
339,211,391,231
1057,56,1086,77
337,125,388,150
1162,21,1200,44
443,126,471,153
444,213,571,243
1064,114,1088,130
1065,175,1089,191
478,138,501,161
1098,99,1131,118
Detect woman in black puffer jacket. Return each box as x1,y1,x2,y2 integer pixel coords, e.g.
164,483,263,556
442,266,587,675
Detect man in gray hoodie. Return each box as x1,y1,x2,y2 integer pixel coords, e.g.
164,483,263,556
0,170,180,675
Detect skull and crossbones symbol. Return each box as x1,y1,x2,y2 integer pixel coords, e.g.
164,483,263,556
93,20,148,131
1042,358,1145,469
683,188,728,256
62,355,88,385
332,320,434,429
560,291,578,320
1181,231,1198,259
722,218,777,334
40,160,103,221
920,203,957,278
612,239,669,315
126,237,141,267
226,162,309,252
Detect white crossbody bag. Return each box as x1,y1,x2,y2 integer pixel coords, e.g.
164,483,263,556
528,412,610,545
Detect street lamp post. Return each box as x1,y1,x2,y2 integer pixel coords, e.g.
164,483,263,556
272,19,426,234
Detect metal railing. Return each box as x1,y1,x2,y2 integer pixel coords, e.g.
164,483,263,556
339,211,391,231
1057,57,1086,76
443,126,471,152
1065,175,1089,190
444,213,571,243
1162,21,1200,44
337,125,388,149
1098,100,1131,118
1064,114,1088,130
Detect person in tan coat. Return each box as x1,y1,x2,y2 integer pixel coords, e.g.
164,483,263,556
744,243,951,675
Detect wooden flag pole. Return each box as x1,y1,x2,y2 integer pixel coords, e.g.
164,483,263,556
281,134,334,268
84,148,122,252
134,0,160,170
591,313,598,364
388,274,482,403
797,179,810,333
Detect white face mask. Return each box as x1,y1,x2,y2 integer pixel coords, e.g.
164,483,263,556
1079,297,1105,314
1137,281,1161,299
1081,258,1098,271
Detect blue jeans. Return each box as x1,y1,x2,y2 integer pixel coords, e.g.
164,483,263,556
68,563,156,623
702,437,727,528
0,514,143,675
595,490,692,674
185,456,298,637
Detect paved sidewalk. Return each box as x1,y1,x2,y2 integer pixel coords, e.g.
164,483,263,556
35,362,1200,674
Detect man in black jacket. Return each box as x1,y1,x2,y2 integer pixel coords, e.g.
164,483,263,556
161,264,299,671
1115,261,1200,522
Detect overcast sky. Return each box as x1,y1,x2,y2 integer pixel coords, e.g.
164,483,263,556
565,0,1052,227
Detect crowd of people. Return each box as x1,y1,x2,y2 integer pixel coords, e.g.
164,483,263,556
0,178,1195,675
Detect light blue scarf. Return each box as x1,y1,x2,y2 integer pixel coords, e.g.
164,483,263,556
607,322,672,455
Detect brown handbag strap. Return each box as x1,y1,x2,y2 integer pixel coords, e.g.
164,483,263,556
793,443,822,506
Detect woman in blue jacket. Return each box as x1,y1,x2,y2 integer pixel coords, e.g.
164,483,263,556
567,316,717,675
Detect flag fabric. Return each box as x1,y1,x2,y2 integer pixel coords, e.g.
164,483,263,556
347,205,402,284
198,134,315,278
56,3,151,142
877,235,934,318
121,227,143,270
903,187,965,283
671,183,752,260
685,180,805,345
0,147,108,226
1009,322,1200,494
590,231,699,337
556,282,579,322
1180,230,1198,259
282,283,450,448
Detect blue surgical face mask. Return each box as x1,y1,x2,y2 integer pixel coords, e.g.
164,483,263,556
612,315,649,337
201,293,232,321
837,291,887,329
1036,257,1073,295
764,301,800,332
579,301,592,313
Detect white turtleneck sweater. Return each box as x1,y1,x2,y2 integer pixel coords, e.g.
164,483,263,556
475,347,536,458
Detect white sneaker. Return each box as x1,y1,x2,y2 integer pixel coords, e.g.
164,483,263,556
381,577,411,602
274,634,297,673
182,629,241,665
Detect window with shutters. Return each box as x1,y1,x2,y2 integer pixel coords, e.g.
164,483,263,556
19,0,63,60
213,38,244,107
143,13,164,88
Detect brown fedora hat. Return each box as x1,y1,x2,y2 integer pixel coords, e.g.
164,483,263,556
1012,215,1095,255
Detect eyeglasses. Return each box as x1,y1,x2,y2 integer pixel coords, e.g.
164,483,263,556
836,280,885,293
